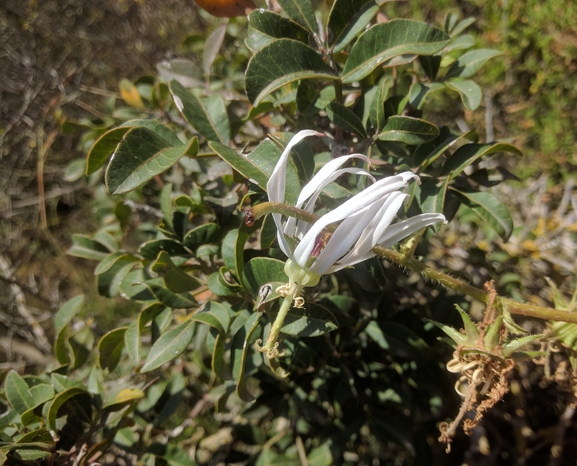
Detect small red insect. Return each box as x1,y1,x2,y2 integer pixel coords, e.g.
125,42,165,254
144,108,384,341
245,209,255,227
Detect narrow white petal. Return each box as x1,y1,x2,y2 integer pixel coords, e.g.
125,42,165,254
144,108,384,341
338,192,407,265
284,167,374,240
326,213,446,273
295,153,371,208
379,213,446,248
266,129,323,204
309,201,382,274
293,173,417,268
266,130,322,259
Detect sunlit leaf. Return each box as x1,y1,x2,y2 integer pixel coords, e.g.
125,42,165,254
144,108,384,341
141,320,195,372
451,188,514,241
106,127,198,194
378,116,439,144
246,10,309,52
245,39,337,106
444,79,482,111
342,20,450,83
280,0,318,33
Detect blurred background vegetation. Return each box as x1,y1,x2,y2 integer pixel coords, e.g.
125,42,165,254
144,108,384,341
1,0,576,463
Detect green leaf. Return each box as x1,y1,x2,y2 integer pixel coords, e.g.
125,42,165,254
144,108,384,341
125,304,164,365
86,127,130,176
441,142,521,179
502,334,542,358
243,257,289,298
139,239,190,261
183,223,220,250
248,136,303,204
365,322,430,358
281,303,338,337
141,320,195,372
151,251,201,292
368,76,393,131
160,183,174,231
97,256,139,298
414,127,477,169
329,0,392,54
378,116,439,144
94,252,139,276
342,20,450,83
325,102,367,138
50,373,84,392
307,442,333,466
54,295,84,336
121,119,183,146
280,0,318,33
296,82,336,116
446,49,502,78
170,80,230,144
222,223,257,288
203,24,226,76
245,39,337,106
106,127,198,194
418,55,442,80
408,81,445,109
98,327,128,372
191,302,231,334
5,371,34,414
231,312,262,401
420,178,449,231
207,267,241,296
46,388,90,431
144,277,197,308
446,33,475,52
210,141,269,189
444,79,482,111
67,234,111,260
103,388,145,410
246,10,309,52
451,188,514,241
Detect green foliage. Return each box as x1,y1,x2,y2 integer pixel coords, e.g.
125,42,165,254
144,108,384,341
1,3,545,465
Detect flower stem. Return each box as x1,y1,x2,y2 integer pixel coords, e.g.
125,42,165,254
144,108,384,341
257,283,301,360
252,202,577,324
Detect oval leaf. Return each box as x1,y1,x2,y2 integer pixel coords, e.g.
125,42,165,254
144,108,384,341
451,188,513,241
378,116,439,145
329,0,392,53
98,327,128,372
325,102,367,138
141,320,195,372
281,303,338,337
170,80,230,144
446,49,502,78
47,388,90,431
106,127,198,194
86,127,131,176
5,371,34,414
246,10,309,52
444,79,482,111
243,257,289,298
441,142,522,179
245,39,337,106
342,19,450,83
280,0,318,33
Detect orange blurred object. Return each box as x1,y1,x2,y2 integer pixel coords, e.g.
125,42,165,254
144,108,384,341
194,0,257,17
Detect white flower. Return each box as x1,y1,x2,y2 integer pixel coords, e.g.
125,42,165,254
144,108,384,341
267,130,446,287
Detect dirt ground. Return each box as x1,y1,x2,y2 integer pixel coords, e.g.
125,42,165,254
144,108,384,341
0,0,206,365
